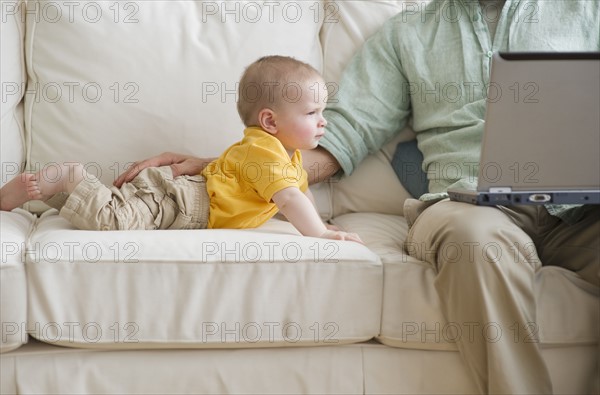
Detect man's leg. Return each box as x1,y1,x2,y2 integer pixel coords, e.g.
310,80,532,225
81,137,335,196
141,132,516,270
536,205,600,286
535,205,600,394
405,200,552,394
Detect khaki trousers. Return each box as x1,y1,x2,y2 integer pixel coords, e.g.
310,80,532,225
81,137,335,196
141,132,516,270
45,166,210,231
404,199,599,394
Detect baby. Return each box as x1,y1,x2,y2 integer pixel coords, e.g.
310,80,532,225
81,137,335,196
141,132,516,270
0,56,362,244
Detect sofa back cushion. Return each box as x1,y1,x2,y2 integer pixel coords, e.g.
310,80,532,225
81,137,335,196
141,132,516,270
23,0,324,209
22,0,416,215
1,0,26,188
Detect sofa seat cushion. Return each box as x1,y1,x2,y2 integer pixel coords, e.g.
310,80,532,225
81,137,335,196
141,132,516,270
0,209,35,353
332,212,600,350
25,211,382,349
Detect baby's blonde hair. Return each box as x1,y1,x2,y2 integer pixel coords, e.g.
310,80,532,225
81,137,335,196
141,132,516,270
237,55,322,127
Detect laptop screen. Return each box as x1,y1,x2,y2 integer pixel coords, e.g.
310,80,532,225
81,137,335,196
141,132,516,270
477,52,600,192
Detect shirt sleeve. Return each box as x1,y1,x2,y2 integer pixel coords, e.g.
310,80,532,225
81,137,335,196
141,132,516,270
245,142,306,202
319,15,411,176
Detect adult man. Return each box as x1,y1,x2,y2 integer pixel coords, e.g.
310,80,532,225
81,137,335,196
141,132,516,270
312,1,599,393
116,0,599,392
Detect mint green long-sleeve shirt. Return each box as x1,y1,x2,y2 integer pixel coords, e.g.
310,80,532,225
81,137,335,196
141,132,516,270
320,0,599,219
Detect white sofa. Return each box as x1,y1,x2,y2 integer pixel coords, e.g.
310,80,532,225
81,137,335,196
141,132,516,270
0,1,598,393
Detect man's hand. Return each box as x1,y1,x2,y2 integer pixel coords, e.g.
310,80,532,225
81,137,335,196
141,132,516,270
113,152,215,187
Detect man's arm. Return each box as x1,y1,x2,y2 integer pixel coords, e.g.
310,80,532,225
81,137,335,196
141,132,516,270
113,152,215,187
302,146,340,184
318,16,411,177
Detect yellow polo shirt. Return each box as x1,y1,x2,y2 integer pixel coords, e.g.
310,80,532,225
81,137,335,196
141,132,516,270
202,127,308,229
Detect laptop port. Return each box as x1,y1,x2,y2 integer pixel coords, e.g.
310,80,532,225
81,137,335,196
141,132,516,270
528,194,552,203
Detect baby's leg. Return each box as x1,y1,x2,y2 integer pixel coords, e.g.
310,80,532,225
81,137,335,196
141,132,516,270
27,163,86,200
0,163,86,211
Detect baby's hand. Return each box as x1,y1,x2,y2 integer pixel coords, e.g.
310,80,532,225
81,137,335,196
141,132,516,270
319,229,364,245
325,223,341,232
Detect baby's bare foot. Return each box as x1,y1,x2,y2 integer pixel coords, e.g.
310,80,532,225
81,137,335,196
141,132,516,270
0,173,36,211
0,164,84,211
27,164,80,201
27,171,60,201
1,164,85,211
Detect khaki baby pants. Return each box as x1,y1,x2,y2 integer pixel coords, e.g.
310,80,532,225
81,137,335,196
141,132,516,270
45,166,209,230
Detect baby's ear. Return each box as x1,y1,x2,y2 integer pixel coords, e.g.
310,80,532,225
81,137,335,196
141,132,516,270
258,108,277,135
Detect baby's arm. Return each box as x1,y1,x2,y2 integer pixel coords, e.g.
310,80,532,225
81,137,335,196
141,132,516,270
272,187,363,244
304,187,340,232
304,186,317,207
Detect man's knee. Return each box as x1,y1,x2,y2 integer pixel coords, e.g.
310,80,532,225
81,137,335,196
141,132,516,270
408,202,536,270
422,201,510,243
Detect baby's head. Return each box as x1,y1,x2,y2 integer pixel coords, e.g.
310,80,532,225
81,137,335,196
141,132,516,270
237,56,325,126
237,56,328,151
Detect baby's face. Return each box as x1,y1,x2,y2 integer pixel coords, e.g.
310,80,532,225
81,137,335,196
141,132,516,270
272,77,328,153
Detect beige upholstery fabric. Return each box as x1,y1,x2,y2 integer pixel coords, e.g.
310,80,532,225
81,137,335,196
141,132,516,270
0,0,25,188
0,210,34,353
2,339,596,394
26,213,382,348
332,212,600,349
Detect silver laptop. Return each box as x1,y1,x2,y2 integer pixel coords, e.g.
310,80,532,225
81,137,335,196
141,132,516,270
448,52,600,205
